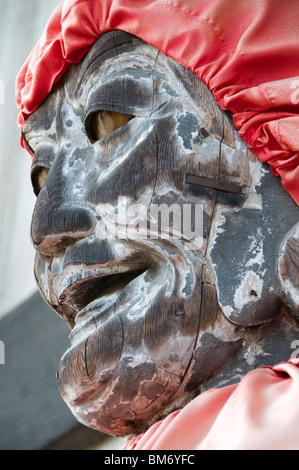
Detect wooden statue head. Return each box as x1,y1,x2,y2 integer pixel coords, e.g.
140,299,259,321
22,31,299,437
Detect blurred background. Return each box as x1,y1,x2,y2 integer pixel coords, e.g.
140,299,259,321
0,0,124,450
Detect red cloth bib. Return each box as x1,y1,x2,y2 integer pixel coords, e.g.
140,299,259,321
123,358,299,450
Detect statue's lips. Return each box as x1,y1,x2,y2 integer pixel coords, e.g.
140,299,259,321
56,257,186,436
56,260,174,429
56,263,148,329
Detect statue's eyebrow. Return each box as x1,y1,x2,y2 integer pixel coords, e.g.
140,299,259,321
185,174,245,195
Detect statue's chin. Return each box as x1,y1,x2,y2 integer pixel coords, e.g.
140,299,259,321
54,240,205,436
57,338,195,437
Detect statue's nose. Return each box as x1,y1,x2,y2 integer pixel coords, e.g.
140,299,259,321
31,194,95,257
30,150,96,257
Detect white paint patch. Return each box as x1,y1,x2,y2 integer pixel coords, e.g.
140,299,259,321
243,161,266,210
244,343,269,366
209,205,228,242
222,305,233,318
245,227,264,268
233,270,263,310
230,227,266,310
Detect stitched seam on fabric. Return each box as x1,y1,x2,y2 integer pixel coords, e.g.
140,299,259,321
257,84,285,147
127,2,252,93
257,84,276,110
144,0,238,55
162,3,236,52
62,0,112,28
62,0,89,22
275,119,283,148
110,2,235,79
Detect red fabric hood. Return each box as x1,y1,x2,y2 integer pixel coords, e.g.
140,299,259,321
15,0,299,205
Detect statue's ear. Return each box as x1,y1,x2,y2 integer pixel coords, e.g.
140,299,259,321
278,223,299,322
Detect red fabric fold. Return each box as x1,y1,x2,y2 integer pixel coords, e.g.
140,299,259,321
123,358,299,450
15,0,299,204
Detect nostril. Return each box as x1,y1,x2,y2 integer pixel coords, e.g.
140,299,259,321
36,234,86,257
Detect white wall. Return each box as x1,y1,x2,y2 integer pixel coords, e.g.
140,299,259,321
0,0,61,319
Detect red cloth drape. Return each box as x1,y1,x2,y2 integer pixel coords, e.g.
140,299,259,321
123,358,299,450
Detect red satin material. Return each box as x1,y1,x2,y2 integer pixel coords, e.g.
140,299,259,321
15,0,299,204
123,358,299,450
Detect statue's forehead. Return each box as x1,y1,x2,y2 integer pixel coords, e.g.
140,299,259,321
66,32,161,100
22,32,163,142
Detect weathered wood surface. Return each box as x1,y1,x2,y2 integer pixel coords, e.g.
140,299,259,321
23,31,299,437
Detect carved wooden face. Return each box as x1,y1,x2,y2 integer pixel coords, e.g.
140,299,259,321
23,31,298,436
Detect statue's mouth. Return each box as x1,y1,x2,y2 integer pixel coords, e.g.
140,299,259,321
46,235,204,437
56,264,148,329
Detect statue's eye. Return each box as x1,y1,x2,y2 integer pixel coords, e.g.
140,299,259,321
87,110,134,142
31,166,49,196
